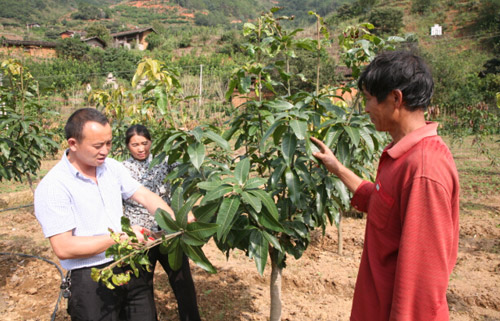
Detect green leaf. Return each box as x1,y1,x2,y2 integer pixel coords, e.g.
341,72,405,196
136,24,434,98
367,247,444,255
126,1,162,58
186,222,219,239
235,157,250,185
181,243,216,274
168,238,183,271
359,126,375,152
285,168,300,205
242,191,262,213
249,230,268,275
281,133,297,167
243,177,266,190
343,125,360,147
336,139,349,164
290,119,307,140
270,162,286,189
260,119,285,152
155,208,180,233
187,142,205,170
171,187,183,215
239,76,252,93
265,100,294,111
201,185,233,204
177,192,202,229
248,190,284,232
181,232,206,246
193,202,219,223
197,180,224,191
203,130,230,151
262,230,283,252
216,196,241,241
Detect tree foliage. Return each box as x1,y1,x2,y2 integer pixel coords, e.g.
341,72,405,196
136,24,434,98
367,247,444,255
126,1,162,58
0,59,59,188
368,7,404,35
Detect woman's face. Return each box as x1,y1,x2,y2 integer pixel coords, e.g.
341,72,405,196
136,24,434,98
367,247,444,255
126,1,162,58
127,134,151,161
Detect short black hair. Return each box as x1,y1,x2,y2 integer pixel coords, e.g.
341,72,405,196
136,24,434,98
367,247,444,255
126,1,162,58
65,108,109,141
125,124,151,145
357,50,434,111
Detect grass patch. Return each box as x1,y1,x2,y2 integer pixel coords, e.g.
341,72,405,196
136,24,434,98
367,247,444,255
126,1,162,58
445,135,500,200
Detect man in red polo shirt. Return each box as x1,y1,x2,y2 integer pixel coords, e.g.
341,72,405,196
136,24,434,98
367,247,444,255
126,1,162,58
311,50,459,321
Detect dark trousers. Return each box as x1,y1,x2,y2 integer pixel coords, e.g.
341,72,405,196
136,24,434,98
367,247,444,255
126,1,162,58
148,246,201,321
67,262,157,321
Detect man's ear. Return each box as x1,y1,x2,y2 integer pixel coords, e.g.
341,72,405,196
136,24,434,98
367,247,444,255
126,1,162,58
391,89,404,110
67,138,78,151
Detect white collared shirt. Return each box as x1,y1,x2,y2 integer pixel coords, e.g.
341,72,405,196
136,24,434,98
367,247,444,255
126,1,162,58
34,150,140,270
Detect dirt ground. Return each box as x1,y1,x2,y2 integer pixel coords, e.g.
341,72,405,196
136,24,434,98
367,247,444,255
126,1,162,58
1,156,499,321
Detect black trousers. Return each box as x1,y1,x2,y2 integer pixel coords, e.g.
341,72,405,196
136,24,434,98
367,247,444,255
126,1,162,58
148,246,201,321
67,262,157,321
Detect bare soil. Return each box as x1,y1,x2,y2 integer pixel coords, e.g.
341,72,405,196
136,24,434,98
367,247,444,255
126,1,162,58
1,152,499,321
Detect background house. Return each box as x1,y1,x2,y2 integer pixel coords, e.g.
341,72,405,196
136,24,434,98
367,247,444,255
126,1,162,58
0,39,57,58
82,36,106,49
110,27,155,50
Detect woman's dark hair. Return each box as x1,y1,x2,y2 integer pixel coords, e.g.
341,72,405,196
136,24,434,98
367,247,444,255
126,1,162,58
357,50,434,111
65,108,109,141
125,124,152,145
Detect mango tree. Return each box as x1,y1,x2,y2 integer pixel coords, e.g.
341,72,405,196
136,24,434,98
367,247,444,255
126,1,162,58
0,59,59,191
93,11,403,321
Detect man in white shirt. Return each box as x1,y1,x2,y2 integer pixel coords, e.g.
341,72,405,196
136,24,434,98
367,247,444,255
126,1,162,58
35,108,178,321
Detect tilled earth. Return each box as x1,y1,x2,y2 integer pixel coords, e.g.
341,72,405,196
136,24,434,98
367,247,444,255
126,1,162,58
0,193,499,321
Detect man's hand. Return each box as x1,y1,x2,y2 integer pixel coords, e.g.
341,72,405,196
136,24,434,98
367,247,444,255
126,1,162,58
130,225,152,243
310,136,363,193
310,136,342,175
187,212,196,224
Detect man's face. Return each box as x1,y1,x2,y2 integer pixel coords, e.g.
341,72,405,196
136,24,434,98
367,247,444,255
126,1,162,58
69,121,112,169
362,89,396,132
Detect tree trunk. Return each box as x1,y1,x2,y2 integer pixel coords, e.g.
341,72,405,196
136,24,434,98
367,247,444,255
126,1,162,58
270,250,282,321
338,210,343,256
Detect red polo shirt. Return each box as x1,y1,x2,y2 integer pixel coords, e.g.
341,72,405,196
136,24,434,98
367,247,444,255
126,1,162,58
350,122,459,321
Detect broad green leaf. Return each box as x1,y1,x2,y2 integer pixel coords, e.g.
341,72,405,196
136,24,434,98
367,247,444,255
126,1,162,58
201,185,233,204
248,189,279,220
336,139,349,164
191,127,204,142
248,190,284,232
193,202,219,223
290,119,307,140
186,222,219,239
181,243,216,273
181,233,206,246
168,238,183,271
216,196,241,241
197,180,224,191
262,230,283,252
272,124,287,146
270,162,286,189
343,125,360,147
171,187,183,214
249,230,268,275
359,126,375,152
203,130,230,151
187,142,205,170
260,119,285,152
177,192,202,229
265,100,294,111
285,168,300,204
235,157,250,185
242,191,262,213
281,133,297,167
155,209,180,233
324,126,343,148
244,177,266,190
239,76,251,93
